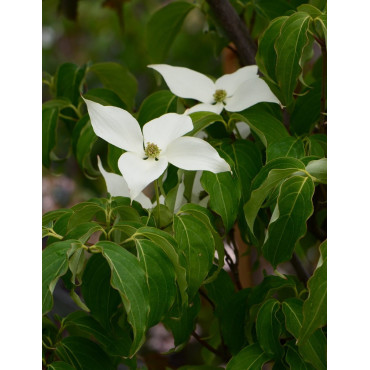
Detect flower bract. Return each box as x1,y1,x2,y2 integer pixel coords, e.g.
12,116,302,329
148,64,280,114
84,98,231,200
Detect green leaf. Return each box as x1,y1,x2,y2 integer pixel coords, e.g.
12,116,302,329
201,170,241,233
256,299,284,359
147,1,195,62
55,63,86,106
83,88,127,110
226,343,271,370
290,81,322,135
266,137,305,162
134,226,188,307
55,336,113,370
64,222,105,244
177,203,224,284
134,238,177,327
187,111,226,137
314,13,327,44
305,158,327,184
173,214,215,300
64,311,131,357
256,16,287,84
42,108,59,168
89,62,137,110
96,241,150,356
244,157,306,234
285,341,315,369
47,362,75,370
297,4,323,18
81,254,121,330
42,240,82,315
231,105,289,147
75,120,100,178
308,134,327,157
299,240,327,344
42,209,73,226
253,0,306,21
42,98,72,110
137,90,177,127
220,140,262,204
164,293,201,349
263,176,314,267
282,298,326,369
275,12,311,106
68,202,106,229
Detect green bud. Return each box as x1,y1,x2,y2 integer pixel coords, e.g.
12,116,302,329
213,89,227,103
145,142,161,159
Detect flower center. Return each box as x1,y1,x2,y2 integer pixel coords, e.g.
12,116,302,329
145,142,161,159
213,89,227,103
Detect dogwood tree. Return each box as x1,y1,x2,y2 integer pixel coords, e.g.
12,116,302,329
42,0,327,368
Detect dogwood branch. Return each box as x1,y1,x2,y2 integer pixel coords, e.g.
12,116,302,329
206,0,257,66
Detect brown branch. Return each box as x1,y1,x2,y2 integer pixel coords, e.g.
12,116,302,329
206,0,257,66
192,331,225,359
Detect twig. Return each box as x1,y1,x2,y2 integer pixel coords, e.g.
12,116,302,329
191,331,224,358
206,0,257,66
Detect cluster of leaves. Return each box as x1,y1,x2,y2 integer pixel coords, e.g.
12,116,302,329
43,0,327,368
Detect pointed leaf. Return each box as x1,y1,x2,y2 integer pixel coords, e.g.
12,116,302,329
266,137,305,162
173,214,215,300
147,2,195,62
226,343,271,370
134,238,177,327
275,12,311,106
96,241,150,356
187,111,226,137
299,240,327,343
263,176,314,267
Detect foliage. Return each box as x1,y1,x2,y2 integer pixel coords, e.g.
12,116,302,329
43,0,326,368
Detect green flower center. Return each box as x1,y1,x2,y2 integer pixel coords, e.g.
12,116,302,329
213,89,227,103
145,142,161,159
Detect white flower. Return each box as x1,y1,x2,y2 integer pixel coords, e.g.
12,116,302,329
83,98,231,201
148,64,280,114
97,156,153,209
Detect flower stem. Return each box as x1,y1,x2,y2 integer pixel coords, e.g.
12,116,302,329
154,179,161,227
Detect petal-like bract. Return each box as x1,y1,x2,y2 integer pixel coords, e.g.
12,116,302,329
215,65,258,96
164,136,231,173
118,152,168,200
83,98,144,155
148,64,215,103
225,78,280,112
97,156,152,208
143,113,193,152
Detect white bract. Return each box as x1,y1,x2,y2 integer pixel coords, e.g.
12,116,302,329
148,64,280,114
84,98,231,201
97,156,152,209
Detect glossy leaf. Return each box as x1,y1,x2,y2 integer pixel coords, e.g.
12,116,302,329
42,240,81,315
226,343,271,370
173,214,215,300
64,311,131,357
83,88,127,110
187,111,226,137
81,254,121,330
89,62,137,109
244,157,306,234
42,98,72,110
266,137,305,162
299,240,327,344
56,336,113,370
201,170,241,233
47,362,75,370
256,299,283,359
263,176,314,267
55,63,86,106
134,226,188,307
68,202,106,229
285,341,315,370
275,12,311,106
282,298,326,369
137,90,177,127
96,241,150,356
64,222,105,244
305,158,327,184
147,1,195,62
231,106,289,147
134,238,177,327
